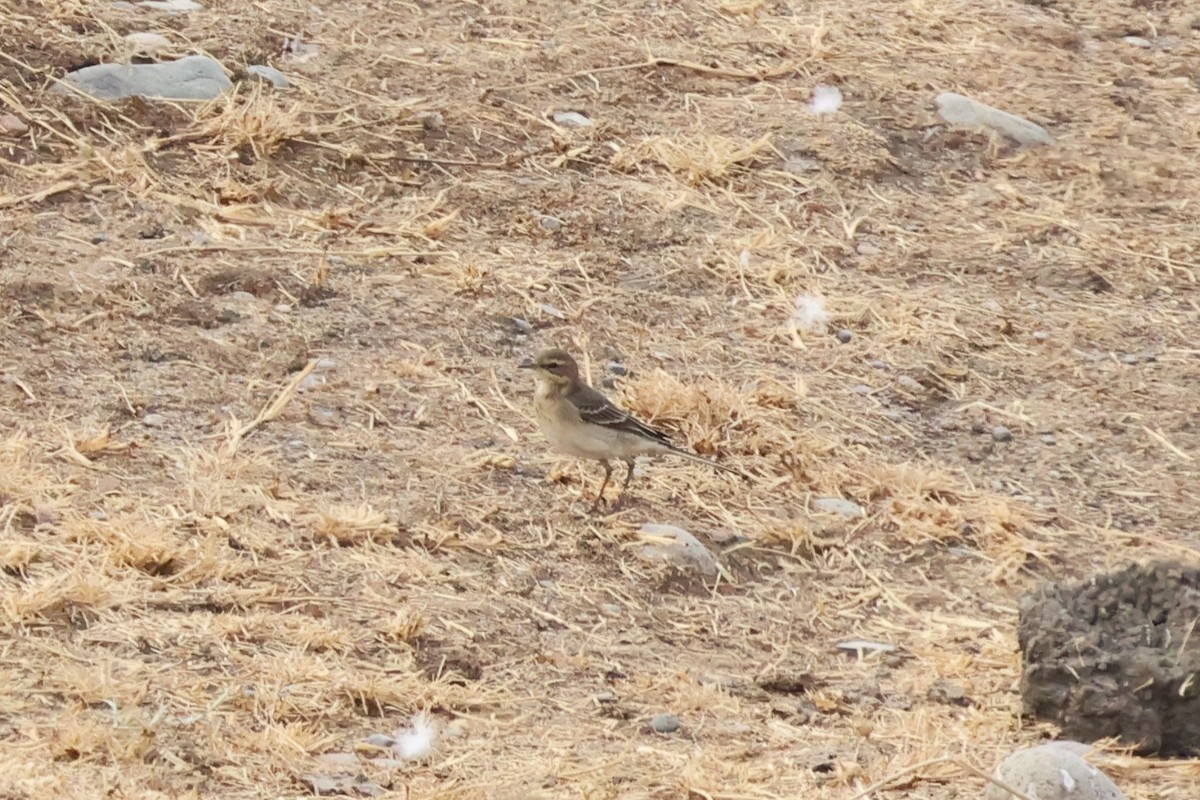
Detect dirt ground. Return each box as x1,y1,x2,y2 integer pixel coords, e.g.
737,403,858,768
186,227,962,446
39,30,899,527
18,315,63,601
1,0,1198,798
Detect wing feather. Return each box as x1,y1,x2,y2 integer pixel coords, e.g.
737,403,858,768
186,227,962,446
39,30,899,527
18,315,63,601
566,383,675,448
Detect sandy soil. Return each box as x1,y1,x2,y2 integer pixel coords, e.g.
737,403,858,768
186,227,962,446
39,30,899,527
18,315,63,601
1,0,1198,798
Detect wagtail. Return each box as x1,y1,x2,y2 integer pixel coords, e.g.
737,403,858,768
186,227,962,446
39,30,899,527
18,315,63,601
520,348,740,508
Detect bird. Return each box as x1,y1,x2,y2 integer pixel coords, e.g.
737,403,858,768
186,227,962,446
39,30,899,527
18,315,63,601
520,347,741,509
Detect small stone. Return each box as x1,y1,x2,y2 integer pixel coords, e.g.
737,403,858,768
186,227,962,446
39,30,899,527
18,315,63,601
0,113,28,136
812,497,865,518
837,639,897,654
649,713,681,734
896,375,924,393
1120,353,1139,365
124,32,172,54
364,733,395,748
992,425,1014,442
58,55,231,101
245,64,290,88
314,358,338,371
985,743,1126,800
927,678,969,706
90,233,107,244
855,242,881,256
552,110,593,128
138,0,202,9
510,316,533,334
637,523,720,576
935,92,1054,147
708,528,749,545
836,329,853,343
1041,433,1057,445
142,413,166,427
1033,330,1049,342
606,361,628,376
782,156,821,173
1122,36,1152,48
538,215,562,231
540,303,566,320
307,406,339,427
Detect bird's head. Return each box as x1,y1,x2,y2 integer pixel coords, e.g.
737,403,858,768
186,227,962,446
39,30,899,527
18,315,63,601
520,347,580,388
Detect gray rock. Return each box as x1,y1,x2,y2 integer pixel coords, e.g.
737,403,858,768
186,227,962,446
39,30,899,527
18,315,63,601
985,743,1125,800
637,523,720,576
649,713,681,734
1121,36,1151,48
836,329,853,343
552,110,593,128
138,0,203,10
1120,353,1138,365
141,413,166,427
245,64,289,88
812,497,865,518
364,733,395,748
992,425,1014,443
538,215,562,231
935,92,1054,147
58,55,231,100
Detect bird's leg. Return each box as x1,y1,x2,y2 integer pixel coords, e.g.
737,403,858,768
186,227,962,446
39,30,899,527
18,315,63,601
591,460,613,511
609,460,638,511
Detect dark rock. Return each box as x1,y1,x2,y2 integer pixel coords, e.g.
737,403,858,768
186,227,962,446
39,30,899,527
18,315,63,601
1018,561,1200,755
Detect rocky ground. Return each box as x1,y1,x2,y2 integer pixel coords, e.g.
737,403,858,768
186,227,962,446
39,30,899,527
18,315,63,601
1,0,1199,798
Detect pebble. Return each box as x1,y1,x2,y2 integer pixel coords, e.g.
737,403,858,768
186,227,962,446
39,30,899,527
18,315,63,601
985,742,1125,800
1120,353,1138,365
245,64,290,88
0,113,27,136
606,361,628,376
538,215,562,231
138,0,203,9
812,497,866,518
1033,330,1049,342
649,714,681,734
364,733,395,748
552,110,593,128
510,316,533,335
124,32,172,54
855,241,881,256
1041,433,1057,445
836,329,853,343
314,358,338,372
935,92,1054,147
1122,36,1151,48
142,413,166,427
992,425,1014,443
637,523,720,576
58,55,231,101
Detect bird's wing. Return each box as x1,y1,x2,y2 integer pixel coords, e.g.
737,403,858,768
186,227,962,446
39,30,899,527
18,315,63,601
566,382,675,448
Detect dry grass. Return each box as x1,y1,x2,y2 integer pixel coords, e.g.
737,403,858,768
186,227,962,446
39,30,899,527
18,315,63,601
2,0,1199,797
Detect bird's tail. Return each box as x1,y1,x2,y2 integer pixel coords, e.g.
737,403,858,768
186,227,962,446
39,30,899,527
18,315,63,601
669,446,751,481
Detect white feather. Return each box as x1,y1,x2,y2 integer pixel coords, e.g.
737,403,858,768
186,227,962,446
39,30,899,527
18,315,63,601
810,85,843,115
792,293,831,333
392,711,437,761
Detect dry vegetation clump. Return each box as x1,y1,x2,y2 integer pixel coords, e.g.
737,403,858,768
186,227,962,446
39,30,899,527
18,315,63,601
2,0,1199,797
